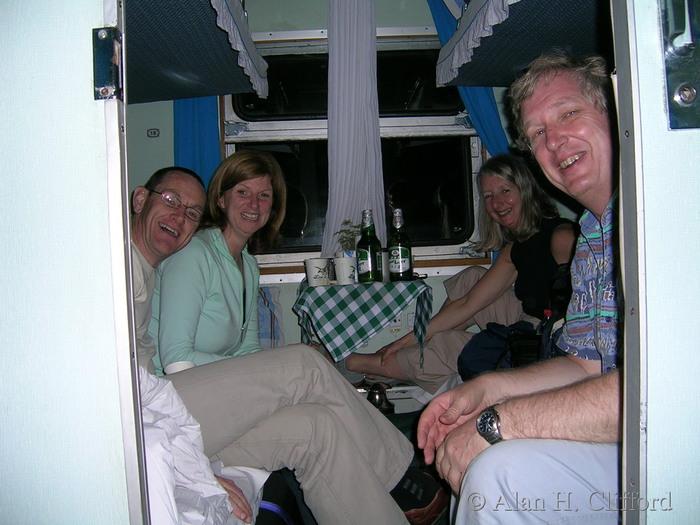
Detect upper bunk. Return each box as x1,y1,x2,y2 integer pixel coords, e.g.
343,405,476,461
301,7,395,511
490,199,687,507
124,0,268,104
436,0,615,87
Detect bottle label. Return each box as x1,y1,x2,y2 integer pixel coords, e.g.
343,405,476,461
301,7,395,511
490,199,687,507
388,247,411,273
357,249,371,274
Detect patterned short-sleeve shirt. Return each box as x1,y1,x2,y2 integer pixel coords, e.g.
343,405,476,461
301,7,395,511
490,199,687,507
556,195,620,373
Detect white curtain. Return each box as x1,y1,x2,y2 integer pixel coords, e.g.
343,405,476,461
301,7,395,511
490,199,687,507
322,0,386,256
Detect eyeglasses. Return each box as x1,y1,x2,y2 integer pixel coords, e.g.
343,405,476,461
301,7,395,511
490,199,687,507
149,189,203,222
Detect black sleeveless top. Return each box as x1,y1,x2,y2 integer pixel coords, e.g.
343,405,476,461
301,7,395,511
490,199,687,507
510,217,577,319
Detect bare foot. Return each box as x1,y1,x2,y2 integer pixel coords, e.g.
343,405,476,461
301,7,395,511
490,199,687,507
345,353,375,378
310,341,336,364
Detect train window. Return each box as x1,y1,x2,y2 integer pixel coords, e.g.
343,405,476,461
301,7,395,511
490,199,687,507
224,48,478,264
232,50,464,121
236,136,473,254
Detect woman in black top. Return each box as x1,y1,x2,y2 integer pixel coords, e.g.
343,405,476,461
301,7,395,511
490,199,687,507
345,154,578,394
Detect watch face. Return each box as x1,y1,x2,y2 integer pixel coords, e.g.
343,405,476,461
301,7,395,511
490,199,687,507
477,412,496,434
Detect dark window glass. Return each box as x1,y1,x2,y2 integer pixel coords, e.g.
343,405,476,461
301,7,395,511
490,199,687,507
237,137,473,253
382,137,472,242
232,50,464,121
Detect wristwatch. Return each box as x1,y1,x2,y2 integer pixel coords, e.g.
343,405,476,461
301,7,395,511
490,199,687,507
476,405,503,445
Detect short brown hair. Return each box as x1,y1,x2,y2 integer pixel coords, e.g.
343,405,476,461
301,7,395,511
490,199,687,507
202,150,287,254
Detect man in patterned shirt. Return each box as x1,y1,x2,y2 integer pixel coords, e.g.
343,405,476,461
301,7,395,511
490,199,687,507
418,51,622,524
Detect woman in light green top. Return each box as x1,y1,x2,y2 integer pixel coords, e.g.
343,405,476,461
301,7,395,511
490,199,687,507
150,150,287,374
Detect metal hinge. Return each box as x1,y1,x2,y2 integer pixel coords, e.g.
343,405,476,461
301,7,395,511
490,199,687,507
93,27,123,101
662,0,699,128
457,115,474,129
224,121,250,136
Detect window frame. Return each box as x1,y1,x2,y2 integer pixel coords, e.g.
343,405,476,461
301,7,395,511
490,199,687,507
223,99,489,275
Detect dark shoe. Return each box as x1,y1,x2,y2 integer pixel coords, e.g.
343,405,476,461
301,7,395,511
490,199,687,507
404,484,449,525
366,382,395,414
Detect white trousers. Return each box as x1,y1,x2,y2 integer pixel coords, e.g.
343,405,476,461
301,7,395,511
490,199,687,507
455,439,619,524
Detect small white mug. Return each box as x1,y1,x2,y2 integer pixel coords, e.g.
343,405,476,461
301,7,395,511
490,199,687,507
304,258,332,286
334,256,356,285
164,361,196,375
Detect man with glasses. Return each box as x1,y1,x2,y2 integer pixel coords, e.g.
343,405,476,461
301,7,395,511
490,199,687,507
131,166,207,373
131,167,248,522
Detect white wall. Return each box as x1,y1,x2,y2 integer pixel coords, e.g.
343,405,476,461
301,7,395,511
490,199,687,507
0,1,133,523
127,100,175,191
621,1,700,521
245,0,433,33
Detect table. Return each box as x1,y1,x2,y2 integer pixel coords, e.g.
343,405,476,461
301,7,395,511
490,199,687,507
292,280,433,362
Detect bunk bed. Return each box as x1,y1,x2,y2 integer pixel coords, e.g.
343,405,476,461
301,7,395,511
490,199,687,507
125,0,268,104
436,0,614,87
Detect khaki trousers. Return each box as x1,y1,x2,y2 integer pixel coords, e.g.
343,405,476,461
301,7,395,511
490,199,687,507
168,345,412,525
397,266,536,394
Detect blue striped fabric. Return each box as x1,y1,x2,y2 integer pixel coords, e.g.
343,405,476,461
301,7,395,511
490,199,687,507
259,501,296,525
258,286,285,349
557,195,620,372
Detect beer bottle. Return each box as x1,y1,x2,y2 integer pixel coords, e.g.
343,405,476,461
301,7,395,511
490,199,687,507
388,208,413,281
356,209,382,283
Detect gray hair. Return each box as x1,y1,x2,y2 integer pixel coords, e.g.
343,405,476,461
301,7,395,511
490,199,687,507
508,50,612,151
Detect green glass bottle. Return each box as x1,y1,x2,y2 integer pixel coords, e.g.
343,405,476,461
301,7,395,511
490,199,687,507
388,208,413,281
356,209,382,283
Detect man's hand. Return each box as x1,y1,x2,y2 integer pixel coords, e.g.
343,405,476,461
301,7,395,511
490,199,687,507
215,475,253,524
417,381,488,465
435,417,489,493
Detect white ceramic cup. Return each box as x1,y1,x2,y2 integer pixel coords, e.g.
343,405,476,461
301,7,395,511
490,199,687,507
304,258,332,286
333,256,356,285
164,361,196,375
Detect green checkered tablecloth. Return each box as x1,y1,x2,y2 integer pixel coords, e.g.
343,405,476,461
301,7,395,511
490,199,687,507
293,280,433,362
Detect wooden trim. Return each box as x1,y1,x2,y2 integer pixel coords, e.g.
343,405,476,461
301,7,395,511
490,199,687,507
258,254,492,276
413,256,491,268
260,264,305,275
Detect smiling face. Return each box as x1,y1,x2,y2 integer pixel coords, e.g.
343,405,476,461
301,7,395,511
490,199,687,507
480,173,522,232
131,171,206,267
217,175,273,253
521,72,613,217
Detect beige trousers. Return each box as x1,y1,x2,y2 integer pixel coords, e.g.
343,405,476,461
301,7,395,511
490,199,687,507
168,345,412,525
397,266,536,394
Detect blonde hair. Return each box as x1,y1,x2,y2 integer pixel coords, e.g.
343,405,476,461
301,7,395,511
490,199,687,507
476,154,559,252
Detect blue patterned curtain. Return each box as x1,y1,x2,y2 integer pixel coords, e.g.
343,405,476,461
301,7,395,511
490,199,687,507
426,0,510,156
174,96,222,189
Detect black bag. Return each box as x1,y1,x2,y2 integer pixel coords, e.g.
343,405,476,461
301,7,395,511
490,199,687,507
457,262,571,381
457,321,536,381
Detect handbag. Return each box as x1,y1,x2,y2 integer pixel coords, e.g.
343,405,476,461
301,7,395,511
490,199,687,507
457,319,564,381
457,321,536,381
